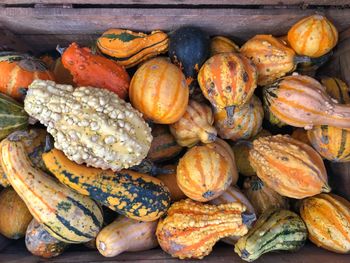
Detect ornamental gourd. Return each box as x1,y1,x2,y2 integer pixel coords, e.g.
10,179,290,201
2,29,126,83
288,15,338,58
235,209,307,262
232,140,255,176
97,29,168,68
169,100,217,147
157,165,186,201
210,36,239,56
61,42,130,99
291,128,310,145
249,135,330,199
263,75,350,129
129,57,189,124
300,193,350,253
24,80,152,171
156,199,254,259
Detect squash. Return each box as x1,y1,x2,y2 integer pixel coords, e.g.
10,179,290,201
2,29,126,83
320,77,350,104
0,136,103,243
24,80,152,171
147,124,183,162
97,29,168,68
156,199,253,259
129,57,189,124
25,219,68,258
96,216,158,257
0,52,54,100
232,140,255,177
300,193,350,253
235,209,307,262
263,94,287,128
42,148,171,222
296,52,333,76
214,95,263,141
169,100,217,147
0,188,33,239
243,176,289,216
157,165,186,201
210,36,239,56
291,128,310,145
249,135,330,199
263,75,350,129
288,15,338,58
61,42,130,99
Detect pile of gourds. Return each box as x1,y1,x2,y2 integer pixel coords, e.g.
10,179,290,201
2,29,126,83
0,14,349,261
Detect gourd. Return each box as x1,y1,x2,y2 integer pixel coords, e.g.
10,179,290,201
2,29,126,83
41,55,74,85
263,75,350,129
0,52,54,100
96,216,158,257
156,199,254,259
291,129,310,145
321,77,350,103
232,140,255,176
0,136,103,243
97,29,168,68
300,193,350,253
42,148,171,222
25,219,68,258
251,129,271,140
61,42,130,99
249,135,330,199
288,15,338,58
214,95,263,141
157,165,186,201
0,188,33,239
263,93,287,128
169,100,217,147
24,80,152,171
129,57,189,124
210,36,239,56
235,209,307,262
243,176,289,216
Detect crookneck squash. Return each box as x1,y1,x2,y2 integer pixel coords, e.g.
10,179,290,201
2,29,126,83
210,36,239,56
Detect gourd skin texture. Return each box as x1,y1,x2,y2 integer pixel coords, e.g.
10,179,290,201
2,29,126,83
0,138,103,243
210,36,239,56
24,80,152,171
97,29,169,68
249,135,330,199
156,199,250,259
300,193,350,253
235,209,307,262
42,148,171,222
96,216,158,257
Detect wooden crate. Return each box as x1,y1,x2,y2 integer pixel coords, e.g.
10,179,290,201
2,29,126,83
0,1,350,262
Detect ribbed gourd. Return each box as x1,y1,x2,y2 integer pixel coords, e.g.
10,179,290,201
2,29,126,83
249,135,330,199
24,80,152,171
235,209,307,262
210,36,239,56
300,193,350,253
169,100,217,147
156,199,254,259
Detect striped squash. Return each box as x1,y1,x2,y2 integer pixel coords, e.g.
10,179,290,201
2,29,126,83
97,29,168,68
214,95,263,141
0,137,103,243
300,193,350,253
129,57,189,124
321,77,350,103
210,36,239,56
96,216,158,257
288,15,338,58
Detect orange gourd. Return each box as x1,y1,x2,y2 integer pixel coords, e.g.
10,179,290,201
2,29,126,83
210,36,239,56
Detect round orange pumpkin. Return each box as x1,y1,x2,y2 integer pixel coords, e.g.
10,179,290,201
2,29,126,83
129,57,189,124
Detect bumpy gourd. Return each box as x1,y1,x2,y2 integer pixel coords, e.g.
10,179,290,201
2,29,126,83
235,209,307,262
249,135,330,199
210,36,239,56
300,193,350,253
24,80,152,171
232,140,255,176
170,100,217,147
156,199,253,259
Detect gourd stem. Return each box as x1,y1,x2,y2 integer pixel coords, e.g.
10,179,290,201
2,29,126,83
56,45,66,55
294,56,312,64
225,106,235,127
242,212,257,227
44,135,55,153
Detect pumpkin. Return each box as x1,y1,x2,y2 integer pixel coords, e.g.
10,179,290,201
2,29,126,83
0,188,33,239
263,75,350,129
25,219,68,258
147,124,183,162
129,57,189,124
235,209,307,262
210,36,239,56
61,42,130,99
231,140,255,177
0,52,54,100
249,135,330,199
300,193,350,253
169,100,217,147
214,95,263,141
157,165,186,202
156,199,254,259
96,216,158,257
288,15,338,58
243,176,289,216
97,29,168,68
